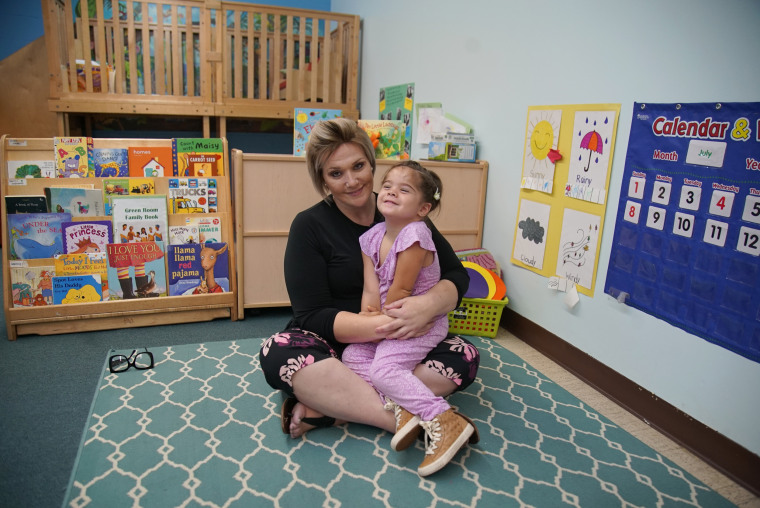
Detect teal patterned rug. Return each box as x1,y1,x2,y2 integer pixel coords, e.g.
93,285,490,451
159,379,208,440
64,336,733,508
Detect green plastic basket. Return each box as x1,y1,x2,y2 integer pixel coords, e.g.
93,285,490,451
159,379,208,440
447,296,509,338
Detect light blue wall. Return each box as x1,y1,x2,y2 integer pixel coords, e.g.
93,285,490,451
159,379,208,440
334,0,760,455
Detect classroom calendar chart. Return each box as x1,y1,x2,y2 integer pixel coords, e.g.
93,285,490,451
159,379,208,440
605,102,760,363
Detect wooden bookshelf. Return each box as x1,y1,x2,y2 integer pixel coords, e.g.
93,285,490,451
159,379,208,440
232,151,489,312
1,136,238,341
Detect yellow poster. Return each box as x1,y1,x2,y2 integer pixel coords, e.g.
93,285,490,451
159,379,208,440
511,103,621,297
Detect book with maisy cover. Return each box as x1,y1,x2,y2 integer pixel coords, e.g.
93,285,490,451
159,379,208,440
6,212,71,260
172,138,225,177
106,241,166,300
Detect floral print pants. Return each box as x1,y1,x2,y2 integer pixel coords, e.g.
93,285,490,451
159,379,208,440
259,327,480,397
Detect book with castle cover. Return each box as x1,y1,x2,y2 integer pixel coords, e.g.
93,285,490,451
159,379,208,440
128,146,173,177
91,148,129,177
52,274,103,304
106,241,166,299
61,220,113,254
168,178,217,213
44,186,104,217
54,252,109,300
172,138,225,177
10,265,55,307
293,108,342,156
6,212,71,260
357,119,406,160
54,137,93,177
111,195,168,244
185,215,222,243
7,160,56,179
167,242,229,295
4,195,48,214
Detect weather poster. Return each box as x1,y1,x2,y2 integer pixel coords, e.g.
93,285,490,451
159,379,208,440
512,104,620,298
565,110,616,204
521,109,562,193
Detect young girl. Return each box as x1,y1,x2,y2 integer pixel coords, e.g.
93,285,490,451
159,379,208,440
342,161,478,477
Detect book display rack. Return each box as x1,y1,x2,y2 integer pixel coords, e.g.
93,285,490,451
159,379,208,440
1,136,238,341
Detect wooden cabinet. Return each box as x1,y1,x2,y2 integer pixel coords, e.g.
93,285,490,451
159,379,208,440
232,152,488,311
1,136,238,341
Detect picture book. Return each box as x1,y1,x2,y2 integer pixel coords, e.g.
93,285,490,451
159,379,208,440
357,119,407,160
168,224,200,244
185,216,222,243
111,195,168,244
168,178,218,213
172,138,225,177
6,212,71,260
52,274,103,304
128,146,173,177
61,220,113,254
7,160,56,179
4,195,48,214
91,148,129,177
54,252,109,300
106,241,167,299
10,265,55,307
293,108,342,156
102,177,155,215
54,137,93,177
44,186,104,217
167,242,229,295
379,82,414,158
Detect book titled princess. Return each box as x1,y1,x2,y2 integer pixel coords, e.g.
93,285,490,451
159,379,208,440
61,220,113,254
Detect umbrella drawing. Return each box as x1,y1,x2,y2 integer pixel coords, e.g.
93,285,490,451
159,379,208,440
580,130,603,171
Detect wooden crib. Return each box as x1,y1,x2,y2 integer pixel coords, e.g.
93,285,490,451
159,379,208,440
41,0,360,136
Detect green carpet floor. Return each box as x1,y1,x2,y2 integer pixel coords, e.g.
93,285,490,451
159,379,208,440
62,336,733,508
0,279,292,508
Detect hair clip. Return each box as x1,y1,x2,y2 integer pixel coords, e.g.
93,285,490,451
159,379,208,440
433,188,441,201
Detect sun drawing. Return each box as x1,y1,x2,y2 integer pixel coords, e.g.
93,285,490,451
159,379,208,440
524,111,560,175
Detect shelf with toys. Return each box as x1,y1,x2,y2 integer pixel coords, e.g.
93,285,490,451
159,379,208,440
1,136,238,341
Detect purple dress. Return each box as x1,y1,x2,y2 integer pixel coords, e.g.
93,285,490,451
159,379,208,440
342,221,451,421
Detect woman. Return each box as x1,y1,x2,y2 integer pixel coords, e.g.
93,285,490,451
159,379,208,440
259,118,480,441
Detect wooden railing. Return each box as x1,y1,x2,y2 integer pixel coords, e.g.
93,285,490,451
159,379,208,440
42,0,360,135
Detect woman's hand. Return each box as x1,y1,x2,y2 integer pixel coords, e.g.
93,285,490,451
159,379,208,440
376,296,436,339
375,279,458,339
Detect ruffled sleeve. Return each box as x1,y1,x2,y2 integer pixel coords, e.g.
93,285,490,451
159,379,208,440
394,221,436,254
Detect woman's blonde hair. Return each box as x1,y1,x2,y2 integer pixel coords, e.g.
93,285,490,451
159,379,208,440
305,118,376,198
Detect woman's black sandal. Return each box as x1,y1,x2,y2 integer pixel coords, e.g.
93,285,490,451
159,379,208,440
280,397,337,434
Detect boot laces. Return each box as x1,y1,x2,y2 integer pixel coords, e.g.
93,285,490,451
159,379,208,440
420,419,442,455
383,399,403,427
